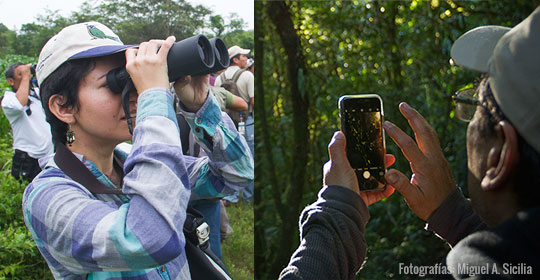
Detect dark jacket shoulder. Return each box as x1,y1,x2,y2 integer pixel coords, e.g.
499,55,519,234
447,206,540,279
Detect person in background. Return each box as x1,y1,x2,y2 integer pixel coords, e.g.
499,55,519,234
214,46,254,110
2,62,53,182
210,86,248,112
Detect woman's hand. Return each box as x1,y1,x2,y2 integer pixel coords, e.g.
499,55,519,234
383,102,457,221
323,131,396,206
174,75,210,112
125,36,175,94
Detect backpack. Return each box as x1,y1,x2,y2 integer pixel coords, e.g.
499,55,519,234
219,69,248,126
53,143,231,280
218,68,247,98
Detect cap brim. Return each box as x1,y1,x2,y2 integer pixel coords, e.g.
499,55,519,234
451,25,510,72
70,44,137,60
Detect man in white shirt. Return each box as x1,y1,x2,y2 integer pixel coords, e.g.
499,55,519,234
215,46,254,110
2,62,53,181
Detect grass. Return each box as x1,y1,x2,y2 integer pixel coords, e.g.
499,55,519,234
221,201,254,280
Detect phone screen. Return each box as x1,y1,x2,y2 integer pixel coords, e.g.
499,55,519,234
339,95,386,191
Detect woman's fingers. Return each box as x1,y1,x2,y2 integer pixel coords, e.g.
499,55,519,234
157,36,175,60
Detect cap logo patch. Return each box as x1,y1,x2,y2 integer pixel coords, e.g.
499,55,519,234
86,24,121,42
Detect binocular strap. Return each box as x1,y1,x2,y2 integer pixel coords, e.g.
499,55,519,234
121,83,134,135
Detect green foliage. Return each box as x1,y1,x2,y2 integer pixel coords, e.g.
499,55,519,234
2,0,252,58
222,202,254,280
73,0,211,43
14,20,70,57
0,115,51,278
209,13,249,38
0,24,16,56
221,30,254,52
256,0,537,279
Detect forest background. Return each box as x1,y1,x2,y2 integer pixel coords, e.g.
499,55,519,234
0,0,253,278
254,1,538,279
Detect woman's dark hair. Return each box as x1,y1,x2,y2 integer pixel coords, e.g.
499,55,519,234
40,58,96,146
477,77,540,208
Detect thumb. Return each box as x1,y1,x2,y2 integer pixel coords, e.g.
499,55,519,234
384,169,417,200
328,131,347,166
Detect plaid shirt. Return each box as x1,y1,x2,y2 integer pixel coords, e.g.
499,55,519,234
22,88,253,279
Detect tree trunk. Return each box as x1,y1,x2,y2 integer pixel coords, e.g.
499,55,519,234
253,1,282,278
266,1,310,277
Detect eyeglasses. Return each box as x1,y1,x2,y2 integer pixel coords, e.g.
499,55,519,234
452,88,481,122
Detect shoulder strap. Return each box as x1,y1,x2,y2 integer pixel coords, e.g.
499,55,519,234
55,143,230,279
232,69,247,83
219,72,229,82
54,143,124,195
176,113,200,157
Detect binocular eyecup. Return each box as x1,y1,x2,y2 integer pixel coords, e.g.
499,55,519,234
106,34,230,135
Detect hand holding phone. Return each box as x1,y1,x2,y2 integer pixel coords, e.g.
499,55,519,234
323,131,396,205
339,94,386,192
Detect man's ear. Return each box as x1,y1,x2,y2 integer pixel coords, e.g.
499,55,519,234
48,94,76,124
6,78,15,87
481,121,519,191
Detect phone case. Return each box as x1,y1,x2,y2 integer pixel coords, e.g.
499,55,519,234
338,94,386,192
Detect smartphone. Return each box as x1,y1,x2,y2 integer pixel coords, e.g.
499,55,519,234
338,94,386,192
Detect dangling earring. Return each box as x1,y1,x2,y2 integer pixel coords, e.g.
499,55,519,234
66,127,75,146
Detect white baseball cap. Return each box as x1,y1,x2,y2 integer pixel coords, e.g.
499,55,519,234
36,21,134,85
228,45,250,58
451,7,540,153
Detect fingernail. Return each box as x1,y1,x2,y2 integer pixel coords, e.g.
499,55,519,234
400,102,411,111
383,121,392,130
385,172,398,184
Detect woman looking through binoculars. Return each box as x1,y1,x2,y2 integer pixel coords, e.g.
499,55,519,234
22,22,253,279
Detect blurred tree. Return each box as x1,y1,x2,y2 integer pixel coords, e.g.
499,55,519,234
2,0,252,57
208,13,252,50
73,0,211,43
255,1,538,279
0,24,16,56
210,15,226,36
221,30,254,51
14,12,73,57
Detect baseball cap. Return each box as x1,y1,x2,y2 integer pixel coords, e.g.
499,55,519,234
450,7,540,153
228,45,250,58
36,21,134,85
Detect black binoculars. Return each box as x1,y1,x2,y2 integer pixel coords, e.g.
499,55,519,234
106,35,229,93
30,64,37,76
107,35,230,134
